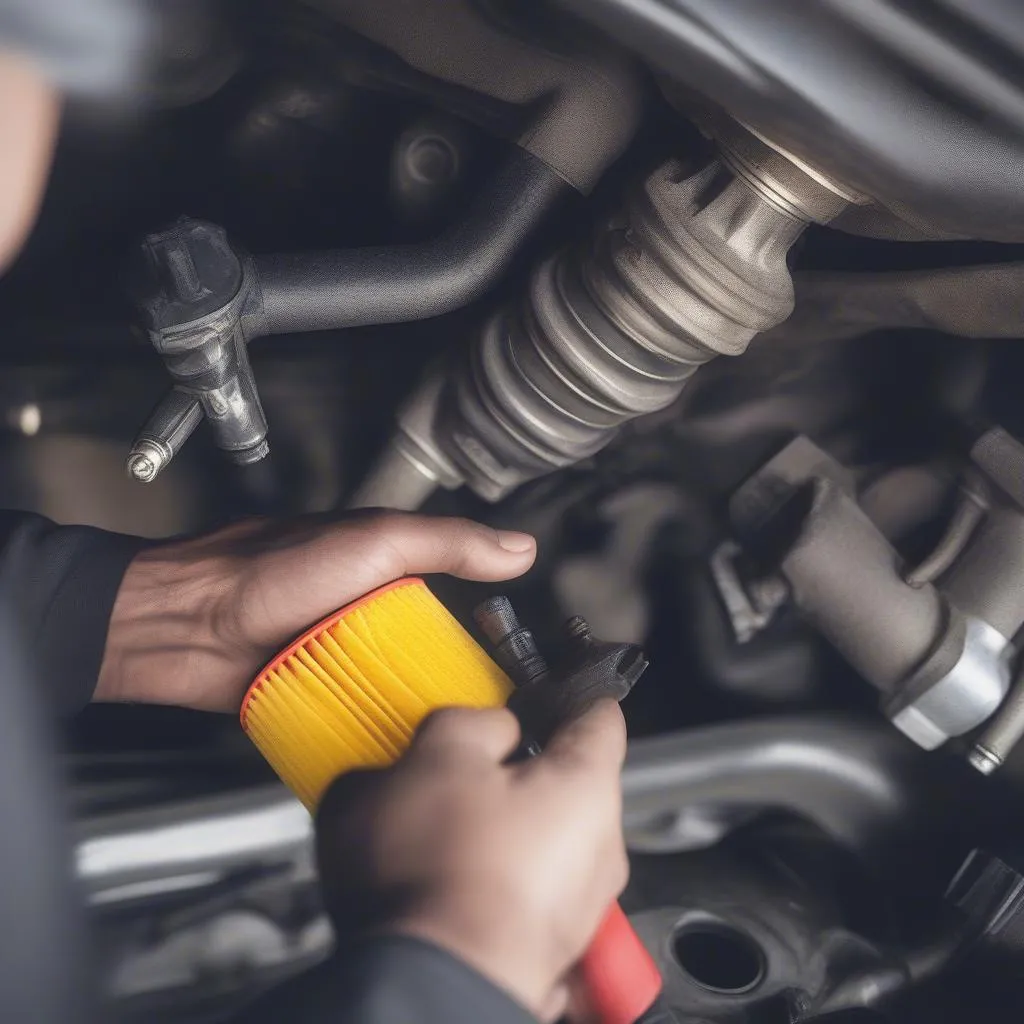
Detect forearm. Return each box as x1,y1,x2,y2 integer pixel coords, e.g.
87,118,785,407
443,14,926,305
233,936,537,1024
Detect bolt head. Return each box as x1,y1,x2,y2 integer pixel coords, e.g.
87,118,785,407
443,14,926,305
127,453,158,482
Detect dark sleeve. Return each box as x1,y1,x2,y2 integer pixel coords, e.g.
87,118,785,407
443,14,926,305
234,936,538,1024
0,512,147,716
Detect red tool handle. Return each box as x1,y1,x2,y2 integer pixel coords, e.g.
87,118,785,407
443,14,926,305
577,901,663,1024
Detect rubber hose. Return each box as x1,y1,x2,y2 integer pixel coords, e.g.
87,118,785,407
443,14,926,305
774,478,944,694
251,149,571,337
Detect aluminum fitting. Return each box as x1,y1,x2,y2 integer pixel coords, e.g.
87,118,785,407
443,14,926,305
888,618,1012,751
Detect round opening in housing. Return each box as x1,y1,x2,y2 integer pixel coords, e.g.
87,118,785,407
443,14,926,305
672,922,766,994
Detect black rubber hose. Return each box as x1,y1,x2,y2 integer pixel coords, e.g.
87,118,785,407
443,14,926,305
250,149,570,338
621,715,940,866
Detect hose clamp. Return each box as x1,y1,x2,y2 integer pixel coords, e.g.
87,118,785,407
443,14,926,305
889,618,1012,750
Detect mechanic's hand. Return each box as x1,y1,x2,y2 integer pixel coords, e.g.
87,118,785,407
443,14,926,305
95,512,536,711
316,700,629,1023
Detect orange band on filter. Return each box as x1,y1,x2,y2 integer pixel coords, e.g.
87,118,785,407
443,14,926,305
240,577,423,730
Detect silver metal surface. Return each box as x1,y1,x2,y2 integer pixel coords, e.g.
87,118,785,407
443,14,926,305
349,376,456,509
968,666,1024,774
736,120,867,205
370,123,847,504
967,744,1002,775
76,786,312,905
73,722,916,898
127,387,205,482
126,445,162,483
890,618,1012,751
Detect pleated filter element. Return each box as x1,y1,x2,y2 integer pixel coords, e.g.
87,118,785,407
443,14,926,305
240,577,514,810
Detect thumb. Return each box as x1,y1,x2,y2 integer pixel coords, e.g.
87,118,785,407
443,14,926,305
538,700,627,778
412,706,523,765
318,513,537,593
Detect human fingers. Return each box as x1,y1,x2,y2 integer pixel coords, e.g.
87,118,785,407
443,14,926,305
536,699,627,778
411,706,522,765
311,512,536,594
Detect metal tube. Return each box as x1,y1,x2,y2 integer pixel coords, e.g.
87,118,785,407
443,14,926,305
72,718,939,909
969,670,1024,775
621,715,937,863
75,787,312,905
347,442,441,511
126,386,205,483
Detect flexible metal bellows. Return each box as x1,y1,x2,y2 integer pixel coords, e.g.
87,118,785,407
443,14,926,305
363,124,851,504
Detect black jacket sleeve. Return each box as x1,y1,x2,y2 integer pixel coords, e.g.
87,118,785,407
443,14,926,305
235,936,537,1024
0,512,147,715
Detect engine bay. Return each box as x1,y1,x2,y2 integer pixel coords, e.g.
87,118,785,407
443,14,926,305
4,0,1024,1020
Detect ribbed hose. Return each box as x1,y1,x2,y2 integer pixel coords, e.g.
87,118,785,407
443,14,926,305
369,126,851,505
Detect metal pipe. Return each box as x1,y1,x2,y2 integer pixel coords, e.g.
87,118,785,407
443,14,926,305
621,716,937,862
766,477,1012,750
72,718,939,909
969,668,1024,775
75,787,312,905
126,386,205,483
346,438,443,511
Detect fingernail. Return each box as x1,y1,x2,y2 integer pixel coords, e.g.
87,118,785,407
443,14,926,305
496,530,535,553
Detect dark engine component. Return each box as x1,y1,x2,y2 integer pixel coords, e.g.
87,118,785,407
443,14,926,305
730,434,1024,760
303,0,646,196
627,842,962,1023
559,0,1024,242
134,220,269,472
130,149,568,478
